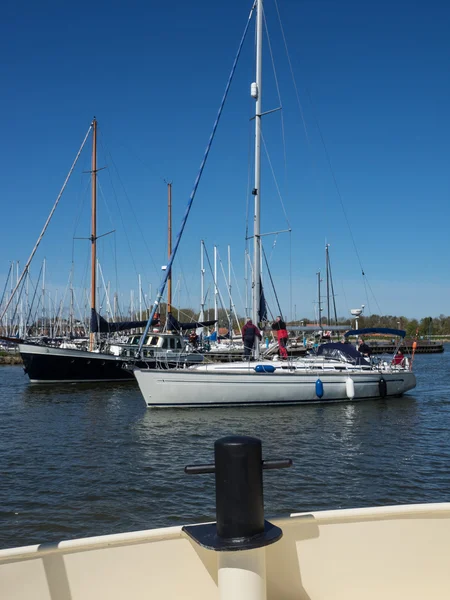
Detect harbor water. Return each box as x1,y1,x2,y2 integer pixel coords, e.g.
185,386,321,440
1,349,450,550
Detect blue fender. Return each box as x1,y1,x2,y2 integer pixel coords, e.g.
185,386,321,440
315,378,324,398
254,364,276,373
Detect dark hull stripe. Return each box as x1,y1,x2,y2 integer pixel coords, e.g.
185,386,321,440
146,395,402,408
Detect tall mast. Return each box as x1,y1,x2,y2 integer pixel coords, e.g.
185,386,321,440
113,292,118,320
69,265,74,336
317,271,322,328
138,274,142,321
89,118,97,352
326,244,339,326
228,245,232,337
25,268,29,337
326,244,330,327
214,245,219,337
252,0,263,357
167,182,172,316
42,258,46,335
200,240,205,321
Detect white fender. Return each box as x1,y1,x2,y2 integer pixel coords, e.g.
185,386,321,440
346,377,355,399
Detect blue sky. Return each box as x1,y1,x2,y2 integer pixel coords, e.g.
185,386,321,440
1,0,449,322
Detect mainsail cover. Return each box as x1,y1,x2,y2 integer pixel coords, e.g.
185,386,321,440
167,312,216,332
259,280,267,324
90,309,160,334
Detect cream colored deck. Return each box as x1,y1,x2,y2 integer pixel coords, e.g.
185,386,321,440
1,503,450,599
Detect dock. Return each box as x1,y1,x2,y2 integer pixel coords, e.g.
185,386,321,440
367,340,444,354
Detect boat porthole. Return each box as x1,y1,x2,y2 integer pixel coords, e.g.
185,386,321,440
70,359,75,364
102,361,105,366
87,360,91,365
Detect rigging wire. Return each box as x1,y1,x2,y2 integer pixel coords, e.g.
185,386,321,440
0,123,92,324
264,7,294,319
176,256,196,321
202,245,232,321
231,262,246,332
273,0,382,316
138,2,256,355
100,132,158,282
217,249,241,328
303,88,382,313
327,249,339,326
263,5,288,193
53,270,72,335
273,0,315,167
262,245,282,319
25,267,42,333
0,263,12,312
98,131,160,280
260,131,291,229
9,275,28,333
71,173,91,262
362,276,373,316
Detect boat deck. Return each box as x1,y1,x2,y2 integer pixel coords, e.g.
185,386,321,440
1,503,449,599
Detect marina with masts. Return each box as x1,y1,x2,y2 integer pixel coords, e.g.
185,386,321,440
1,1,450,597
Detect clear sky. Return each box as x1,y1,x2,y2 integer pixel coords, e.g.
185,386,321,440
1,0,449,322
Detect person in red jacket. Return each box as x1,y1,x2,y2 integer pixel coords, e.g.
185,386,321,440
272,316,289,359
242,318,262,359
392,348,405,366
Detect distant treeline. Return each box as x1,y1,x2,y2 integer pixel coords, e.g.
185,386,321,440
282,315,448,338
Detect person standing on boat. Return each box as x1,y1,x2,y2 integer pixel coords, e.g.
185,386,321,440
242,318,262,359
188,331,199,348
358,338,372,357
272,316,289,359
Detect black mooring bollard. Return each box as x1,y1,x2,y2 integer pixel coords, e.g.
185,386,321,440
215,436,264,540
183,435,292,551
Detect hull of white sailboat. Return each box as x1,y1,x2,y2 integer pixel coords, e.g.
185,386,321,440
1,502,449,599
134,367,416,408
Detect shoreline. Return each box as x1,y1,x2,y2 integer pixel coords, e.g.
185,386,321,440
0,354,22,365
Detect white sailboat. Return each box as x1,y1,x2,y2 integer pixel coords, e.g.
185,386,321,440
133,0,416,407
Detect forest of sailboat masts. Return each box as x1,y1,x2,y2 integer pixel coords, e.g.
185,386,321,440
0,266,447,340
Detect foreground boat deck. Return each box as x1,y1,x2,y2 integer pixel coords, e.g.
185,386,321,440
2,503,449,599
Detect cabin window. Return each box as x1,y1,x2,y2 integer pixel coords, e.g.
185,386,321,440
149,336,159,346
160,339,169,349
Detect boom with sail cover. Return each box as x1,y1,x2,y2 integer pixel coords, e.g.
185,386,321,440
166,313,216,332
90,309,160,334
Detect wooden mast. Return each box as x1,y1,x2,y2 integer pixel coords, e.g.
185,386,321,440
167,182,172,317
89,118,98,351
